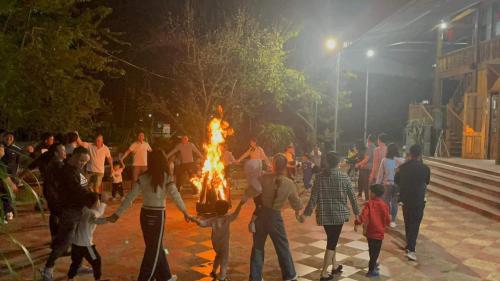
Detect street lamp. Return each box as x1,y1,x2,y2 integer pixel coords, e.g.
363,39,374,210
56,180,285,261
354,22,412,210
325,37,342,151
363,49,375,143
439,20,448,30
325,38,337,50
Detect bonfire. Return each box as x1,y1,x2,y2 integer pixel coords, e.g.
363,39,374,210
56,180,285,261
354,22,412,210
191,106,234,216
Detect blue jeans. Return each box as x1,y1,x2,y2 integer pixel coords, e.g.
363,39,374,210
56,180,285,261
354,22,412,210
250,207,296,281
383,184,399,222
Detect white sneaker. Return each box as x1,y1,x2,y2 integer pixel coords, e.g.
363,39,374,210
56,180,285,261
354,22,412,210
248,222,256,233
168,275,178,281
39,268,54,281
6,212,13,221
78,265,94,274
390,222,397,228
406,251,417,261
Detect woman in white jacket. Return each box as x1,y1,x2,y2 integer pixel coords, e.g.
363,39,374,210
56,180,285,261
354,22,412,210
107,150,192,281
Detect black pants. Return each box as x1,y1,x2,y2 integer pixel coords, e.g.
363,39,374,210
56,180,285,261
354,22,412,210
46,208,82,268
138,208,172,281
324,224,343,250
175,162,197,192
0,195,14,215
403,204,425,252
358,169,371,201
68,244,101,280
112,182,124,198
367,239,382,271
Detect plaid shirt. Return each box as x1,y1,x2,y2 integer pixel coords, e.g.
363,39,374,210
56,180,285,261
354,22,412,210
304,169,360,225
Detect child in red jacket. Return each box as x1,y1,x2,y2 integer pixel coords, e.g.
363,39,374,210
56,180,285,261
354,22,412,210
355,184,391,277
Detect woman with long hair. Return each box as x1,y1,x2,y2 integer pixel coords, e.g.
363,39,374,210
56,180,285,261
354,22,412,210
376,143,404,227
107,150,191,281
248,153,303,281
302,151,360,281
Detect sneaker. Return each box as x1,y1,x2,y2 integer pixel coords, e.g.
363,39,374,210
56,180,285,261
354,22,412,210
331,264,343,275
168,275,178,281
248,222,256,233
40,268,54,281
406,251,417,261
319,275,334,281
6,212,13,221
390,222,397,228
78,265,94,274
366,270,380,277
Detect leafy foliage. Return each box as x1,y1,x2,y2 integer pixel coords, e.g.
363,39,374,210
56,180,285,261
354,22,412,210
0,0,123,135
258,123,295,154
146,7,317,143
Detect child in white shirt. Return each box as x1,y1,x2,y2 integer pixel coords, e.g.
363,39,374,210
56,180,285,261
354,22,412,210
192,200,243,281
111,161,124,200
67,192,107,281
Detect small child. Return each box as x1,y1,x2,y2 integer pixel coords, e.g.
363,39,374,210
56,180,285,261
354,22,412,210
67,192,107,281
111,161,124,201
355,184,390,278
192,200,243,281
301,153,313,191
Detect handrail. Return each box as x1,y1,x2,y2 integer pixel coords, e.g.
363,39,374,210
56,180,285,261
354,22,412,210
447,104,464,125
420,104,434,121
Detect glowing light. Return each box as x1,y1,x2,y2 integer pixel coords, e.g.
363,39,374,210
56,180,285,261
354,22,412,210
366,49,375,58
191,106,234,203
326,38,337,50
439,21,448,30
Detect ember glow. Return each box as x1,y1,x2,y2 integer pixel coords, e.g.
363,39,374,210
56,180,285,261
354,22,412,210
192,106,233,206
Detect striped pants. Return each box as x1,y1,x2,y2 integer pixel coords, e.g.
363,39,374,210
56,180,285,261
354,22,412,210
68,244,101,280
138,207,172,281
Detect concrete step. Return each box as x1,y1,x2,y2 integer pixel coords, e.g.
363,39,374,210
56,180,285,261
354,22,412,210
428,185,500,221
425,158,500,182
431,169,500,197
430,176,500,208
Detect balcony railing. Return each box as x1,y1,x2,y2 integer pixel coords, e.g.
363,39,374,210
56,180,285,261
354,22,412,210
437,46,473,74
437,37,500,74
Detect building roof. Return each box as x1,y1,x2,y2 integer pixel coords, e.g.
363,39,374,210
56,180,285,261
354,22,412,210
343,0,481,78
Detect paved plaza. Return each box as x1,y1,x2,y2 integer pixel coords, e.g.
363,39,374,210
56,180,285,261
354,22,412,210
1,192,500,281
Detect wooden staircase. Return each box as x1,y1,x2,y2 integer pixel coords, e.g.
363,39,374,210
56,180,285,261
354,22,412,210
447,132,462,157
425,157,500,221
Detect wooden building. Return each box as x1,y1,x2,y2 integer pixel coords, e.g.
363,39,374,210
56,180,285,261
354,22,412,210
434,0,500,163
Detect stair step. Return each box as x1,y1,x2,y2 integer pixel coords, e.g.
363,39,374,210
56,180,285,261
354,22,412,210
425,158,500,180
431,170,500,197
430,177,500,208
428,185,500,221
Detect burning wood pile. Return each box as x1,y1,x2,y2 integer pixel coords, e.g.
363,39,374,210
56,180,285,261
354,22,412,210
191,106,234,216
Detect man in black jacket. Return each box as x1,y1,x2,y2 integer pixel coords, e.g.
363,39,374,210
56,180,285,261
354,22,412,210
395,145,430,262
41,146,91,281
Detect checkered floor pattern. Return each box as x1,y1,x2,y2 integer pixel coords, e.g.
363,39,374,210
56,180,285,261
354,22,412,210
171,211,391,281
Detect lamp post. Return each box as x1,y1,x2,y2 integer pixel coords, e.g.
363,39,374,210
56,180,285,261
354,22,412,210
325,38,342,151
364,49,375,143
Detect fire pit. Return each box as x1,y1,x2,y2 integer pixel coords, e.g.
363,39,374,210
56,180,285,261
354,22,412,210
191,107,233,216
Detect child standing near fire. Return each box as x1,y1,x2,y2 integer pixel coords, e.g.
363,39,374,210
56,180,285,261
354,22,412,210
192,200,244,281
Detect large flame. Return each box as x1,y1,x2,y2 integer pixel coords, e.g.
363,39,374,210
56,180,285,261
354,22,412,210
191,107,233,203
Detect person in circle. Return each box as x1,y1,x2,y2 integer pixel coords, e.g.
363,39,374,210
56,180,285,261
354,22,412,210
107,149,192,281
247,153,303,281
301,151,360,281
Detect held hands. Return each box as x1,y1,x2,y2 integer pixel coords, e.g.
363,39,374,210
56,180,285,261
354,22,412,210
183,211,193,223
295,210,305,223
107,214,119,223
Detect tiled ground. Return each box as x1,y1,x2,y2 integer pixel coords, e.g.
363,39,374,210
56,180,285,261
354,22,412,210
1,191,500,281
